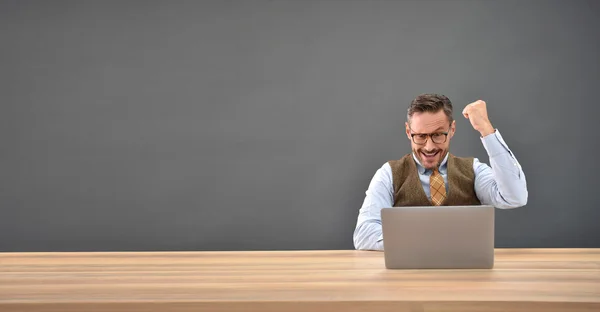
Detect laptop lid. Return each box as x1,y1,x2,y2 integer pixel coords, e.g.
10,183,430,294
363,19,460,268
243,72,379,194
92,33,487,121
381,205,495,269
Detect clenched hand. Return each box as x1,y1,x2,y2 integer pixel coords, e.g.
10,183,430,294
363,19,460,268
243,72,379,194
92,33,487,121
462,100,495,137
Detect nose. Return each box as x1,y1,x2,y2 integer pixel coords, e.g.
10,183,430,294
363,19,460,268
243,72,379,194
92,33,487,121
425,137,437,151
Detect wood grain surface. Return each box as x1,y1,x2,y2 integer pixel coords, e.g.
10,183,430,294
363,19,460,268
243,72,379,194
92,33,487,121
1,249,599,311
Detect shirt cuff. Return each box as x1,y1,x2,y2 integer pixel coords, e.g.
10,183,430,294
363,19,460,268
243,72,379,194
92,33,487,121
481,129,513,157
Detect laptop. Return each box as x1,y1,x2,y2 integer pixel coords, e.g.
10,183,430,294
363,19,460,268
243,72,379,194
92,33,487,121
381,205,495,269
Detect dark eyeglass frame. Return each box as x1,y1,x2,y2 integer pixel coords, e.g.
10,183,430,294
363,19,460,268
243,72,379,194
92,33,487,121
410,127,451,145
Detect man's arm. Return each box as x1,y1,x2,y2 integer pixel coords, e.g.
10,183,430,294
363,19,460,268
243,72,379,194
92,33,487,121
353,163,393,251
462,100,528,208
474,130,528,208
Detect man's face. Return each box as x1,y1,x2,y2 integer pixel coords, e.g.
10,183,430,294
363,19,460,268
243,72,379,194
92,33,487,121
405,110,455,170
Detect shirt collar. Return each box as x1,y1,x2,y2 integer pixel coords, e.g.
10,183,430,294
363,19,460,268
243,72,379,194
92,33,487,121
412,152,449,175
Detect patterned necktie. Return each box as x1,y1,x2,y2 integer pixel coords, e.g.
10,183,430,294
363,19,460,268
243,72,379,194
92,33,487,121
430,168,447,206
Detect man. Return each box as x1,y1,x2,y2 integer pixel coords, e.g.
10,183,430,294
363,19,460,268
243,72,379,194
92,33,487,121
353,94,528,251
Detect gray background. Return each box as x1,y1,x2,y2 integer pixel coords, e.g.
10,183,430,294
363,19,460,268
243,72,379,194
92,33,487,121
1,0,599,252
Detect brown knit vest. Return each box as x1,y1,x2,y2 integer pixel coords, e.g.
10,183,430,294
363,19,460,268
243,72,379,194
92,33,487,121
388,153,481,206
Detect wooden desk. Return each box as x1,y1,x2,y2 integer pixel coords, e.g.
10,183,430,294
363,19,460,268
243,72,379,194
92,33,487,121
0,249,599,311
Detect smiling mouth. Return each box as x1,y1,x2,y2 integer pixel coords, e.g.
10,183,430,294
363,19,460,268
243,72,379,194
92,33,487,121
421,150,439,160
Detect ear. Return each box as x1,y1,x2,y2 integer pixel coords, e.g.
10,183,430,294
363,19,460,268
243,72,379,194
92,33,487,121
449,120,456,139
405,122,411,140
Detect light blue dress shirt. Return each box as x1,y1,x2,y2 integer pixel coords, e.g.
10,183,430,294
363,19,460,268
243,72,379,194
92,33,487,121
353,129,528,251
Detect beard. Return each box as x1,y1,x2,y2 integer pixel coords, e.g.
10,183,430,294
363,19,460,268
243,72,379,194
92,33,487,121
414,147,448,170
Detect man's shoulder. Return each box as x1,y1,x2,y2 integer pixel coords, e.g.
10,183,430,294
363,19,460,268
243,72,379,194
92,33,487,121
447,154,488,179
387,154,412,167
448,153,478,167
448,153,474,161
385,154,417,182
449,153,486,169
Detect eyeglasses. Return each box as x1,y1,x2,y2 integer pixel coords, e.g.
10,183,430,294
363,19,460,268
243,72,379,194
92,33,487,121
410,128,450,145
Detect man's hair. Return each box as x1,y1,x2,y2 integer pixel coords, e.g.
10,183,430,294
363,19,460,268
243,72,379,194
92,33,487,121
407,93,453,125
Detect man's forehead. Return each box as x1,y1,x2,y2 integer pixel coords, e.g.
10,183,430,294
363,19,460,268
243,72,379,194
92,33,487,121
409,112,450,132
